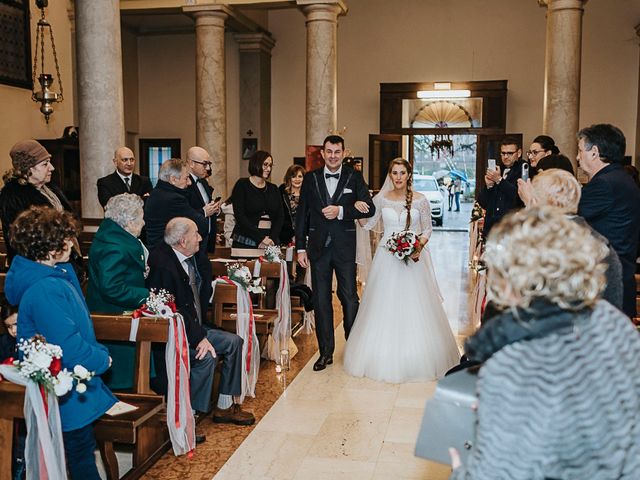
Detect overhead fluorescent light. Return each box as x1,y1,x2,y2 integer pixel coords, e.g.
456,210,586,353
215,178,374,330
417,89,471,99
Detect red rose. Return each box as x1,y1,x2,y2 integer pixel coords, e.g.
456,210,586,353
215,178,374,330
167,302,177,313
49,357,62,376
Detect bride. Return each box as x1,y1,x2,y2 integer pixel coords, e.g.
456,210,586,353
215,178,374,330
343,158,459,383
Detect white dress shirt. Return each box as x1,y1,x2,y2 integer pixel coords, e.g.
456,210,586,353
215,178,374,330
323,165,344,220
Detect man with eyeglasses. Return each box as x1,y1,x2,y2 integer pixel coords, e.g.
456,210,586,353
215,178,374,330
186,146,222,253
97,147,153,208
477,137,526,235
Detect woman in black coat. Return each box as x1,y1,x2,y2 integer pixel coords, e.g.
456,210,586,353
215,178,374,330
279,164,305,245
0,140,77,264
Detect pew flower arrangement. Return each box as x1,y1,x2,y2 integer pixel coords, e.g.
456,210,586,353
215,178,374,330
134,288,177,318
226,263,265,293
262,245,282,263
385,230,421,264
11,335,94,396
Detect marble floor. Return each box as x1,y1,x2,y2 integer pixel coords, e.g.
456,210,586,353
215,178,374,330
124,229,470,479
213,230,470,480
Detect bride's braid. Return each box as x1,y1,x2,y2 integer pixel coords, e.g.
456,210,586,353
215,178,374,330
404,168,413,231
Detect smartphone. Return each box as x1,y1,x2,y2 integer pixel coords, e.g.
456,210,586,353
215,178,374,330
213,196,222,203
488,159,496,171
521,163,529,182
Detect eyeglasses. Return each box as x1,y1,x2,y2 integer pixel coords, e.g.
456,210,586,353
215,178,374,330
500,151,518,156
526,149,545,157
192,160,212,166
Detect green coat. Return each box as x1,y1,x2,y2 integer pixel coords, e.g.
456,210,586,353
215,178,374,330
87,218,150,390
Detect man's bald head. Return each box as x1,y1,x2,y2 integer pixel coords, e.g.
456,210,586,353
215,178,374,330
113,147,136,175
187,146,212,179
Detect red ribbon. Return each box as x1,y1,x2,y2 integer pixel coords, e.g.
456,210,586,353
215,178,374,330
172,316,191,429
220,277,254,372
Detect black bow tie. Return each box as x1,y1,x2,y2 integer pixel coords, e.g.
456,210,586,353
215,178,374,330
325,172,340,180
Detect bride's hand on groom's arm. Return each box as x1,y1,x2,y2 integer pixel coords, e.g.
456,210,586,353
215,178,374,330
354,201,370,213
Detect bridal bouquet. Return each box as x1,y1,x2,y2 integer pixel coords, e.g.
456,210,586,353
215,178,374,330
227,262,265,294
8,335,94,396
385,230,421,264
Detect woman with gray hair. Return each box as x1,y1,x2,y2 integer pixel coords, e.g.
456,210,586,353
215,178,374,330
450,207,640,479
87,193,150,390
519,168,623,310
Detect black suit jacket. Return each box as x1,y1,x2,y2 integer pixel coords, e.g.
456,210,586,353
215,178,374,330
578,163,640,317
295,165,375,261
146,242,207,349
97,171,153,208
477,159,526,235
186,175,218,252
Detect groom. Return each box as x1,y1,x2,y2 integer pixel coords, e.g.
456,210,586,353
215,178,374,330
296,135,376,371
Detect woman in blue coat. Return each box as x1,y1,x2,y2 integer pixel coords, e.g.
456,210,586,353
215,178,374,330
5,206,116,480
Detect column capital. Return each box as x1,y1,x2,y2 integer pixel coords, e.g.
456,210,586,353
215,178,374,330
183,4,231,24
298,0,347,20
234,33,276,54
538,0,588,10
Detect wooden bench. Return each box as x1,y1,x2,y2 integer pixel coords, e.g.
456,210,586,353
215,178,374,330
0,314,172,480
212,283,276,338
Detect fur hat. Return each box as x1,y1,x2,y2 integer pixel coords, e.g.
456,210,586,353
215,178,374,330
9,140,51,176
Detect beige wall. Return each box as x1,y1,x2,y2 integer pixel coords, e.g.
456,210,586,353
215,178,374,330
267,0,639,181
135,31,240,193
0,0,75,175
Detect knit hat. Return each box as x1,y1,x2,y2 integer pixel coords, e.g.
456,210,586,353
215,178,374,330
9,140,51,174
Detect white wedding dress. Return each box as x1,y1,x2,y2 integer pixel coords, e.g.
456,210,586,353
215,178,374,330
343,193,460,383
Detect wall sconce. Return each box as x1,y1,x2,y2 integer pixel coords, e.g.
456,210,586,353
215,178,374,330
31,0,63,123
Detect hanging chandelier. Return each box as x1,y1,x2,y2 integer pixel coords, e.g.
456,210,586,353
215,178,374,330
31,0,63,123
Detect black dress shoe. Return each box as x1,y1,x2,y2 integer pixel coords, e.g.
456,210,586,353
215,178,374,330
196,434,206,444
313,355,333,371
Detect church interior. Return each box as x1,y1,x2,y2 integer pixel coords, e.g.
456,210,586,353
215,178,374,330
0,0,639,479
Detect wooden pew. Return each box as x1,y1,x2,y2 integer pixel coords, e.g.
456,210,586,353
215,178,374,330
0,314,171,480
212,283,276,338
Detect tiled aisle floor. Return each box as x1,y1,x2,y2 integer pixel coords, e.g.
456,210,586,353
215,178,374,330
214,230,470,480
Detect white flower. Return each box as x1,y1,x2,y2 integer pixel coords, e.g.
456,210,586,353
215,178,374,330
30,350,53,370
54,370,74,396
73,365,90,379
394,251,405,260
75,382,87,394
157,305,173,318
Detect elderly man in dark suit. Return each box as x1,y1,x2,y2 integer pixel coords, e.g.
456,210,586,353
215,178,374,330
577,124,640,318
186,146,221,253
295,135,376,371
477,137,526,235
97,147,152,208
147,217,254,425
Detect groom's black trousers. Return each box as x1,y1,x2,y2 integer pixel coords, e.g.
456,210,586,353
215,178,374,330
310,244,360,357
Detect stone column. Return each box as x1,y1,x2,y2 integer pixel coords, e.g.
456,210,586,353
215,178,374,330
75,0,125,218
235,33,276,155
635,24,640,167
299,1,347,164
184,5,229,199
540,0,588,170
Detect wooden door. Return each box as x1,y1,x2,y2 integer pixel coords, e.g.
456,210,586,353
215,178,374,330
368,134,403,190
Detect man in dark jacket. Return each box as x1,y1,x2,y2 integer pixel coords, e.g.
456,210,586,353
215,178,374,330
144,158,212,312
477,137,526,235
186,146,221,253
577,124,640,318
96,147,152,208
147,217,254,425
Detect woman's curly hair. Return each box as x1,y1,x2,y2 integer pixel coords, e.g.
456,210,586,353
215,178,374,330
9,206,79,261
484,206,608,310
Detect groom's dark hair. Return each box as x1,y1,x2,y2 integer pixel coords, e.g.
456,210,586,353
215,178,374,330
322,135,345,150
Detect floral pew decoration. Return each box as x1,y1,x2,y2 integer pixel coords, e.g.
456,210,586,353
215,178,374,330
132,289,195,457
0,335,94,480
212,262,263,401
253,245,298,368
